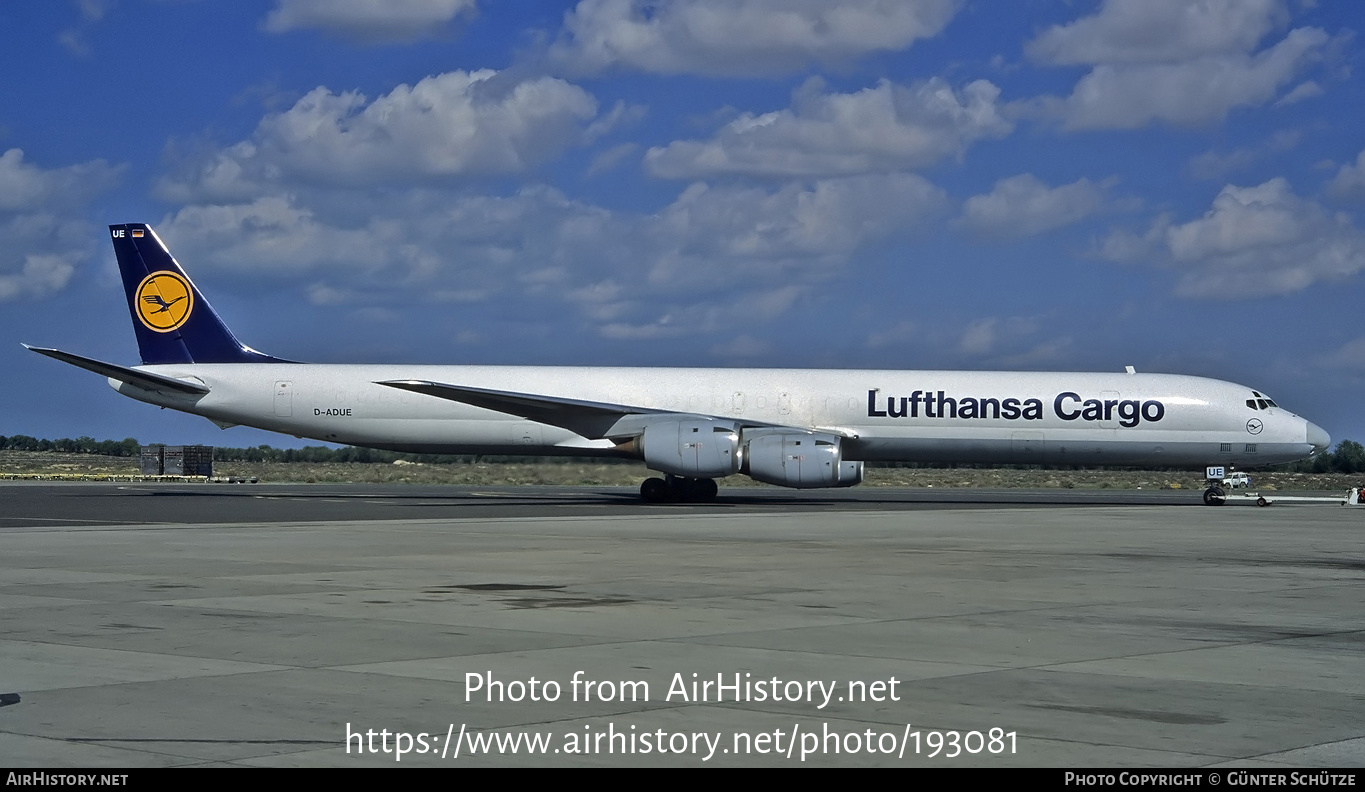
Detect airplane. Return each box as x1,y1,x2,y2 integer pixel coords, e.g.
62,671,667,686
25,223,1330,505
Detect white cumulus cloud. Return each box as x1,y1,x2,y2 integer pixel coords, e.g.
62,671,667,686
956,316,1043,359
1027,0,1329,129
1028,0,1289,65
0,149,121,303
159,70,601,199
1058,28,1326,130
1274,80,1324,107
548,0,960,76
0,148,119,210
645,77,1011,179
264,0,478,42
157,174,945,340
1100,178,1365,298
1327,149,1365,202
1315,337,1365,374
1185,130,1301,181
960,174,1111,237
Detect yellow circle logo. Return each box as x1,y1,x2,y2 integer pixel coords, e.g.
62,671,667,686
135,272,194,333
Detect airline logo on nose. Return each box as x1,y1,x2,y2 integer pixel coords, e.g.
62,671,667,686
135,271,194,333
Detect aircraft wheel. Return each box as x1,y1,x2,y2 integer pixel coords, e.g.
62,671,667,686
1202,486,1226,506
1256,497,1268,507
677,478,717,502
700,478,719,501
683,478,718,502
641,477,669,502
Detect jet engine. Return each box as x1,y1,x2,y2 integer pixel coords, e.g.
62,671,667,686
637,419,742,479
743,432,863,489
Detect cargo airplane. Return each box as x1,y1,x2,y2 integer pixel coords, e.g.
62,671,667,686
25,223,1330,504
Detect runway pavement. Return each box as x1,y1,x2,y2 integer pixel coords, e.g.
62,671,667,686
0,481,1208,527
1,482,1362,767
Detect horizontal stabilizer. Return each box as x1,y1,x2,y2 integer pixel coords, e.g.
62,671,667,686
24,345,210,395
378,379,712,440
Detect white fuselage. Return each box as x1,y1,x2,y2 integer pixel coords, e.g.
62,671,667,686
112,364,1323,468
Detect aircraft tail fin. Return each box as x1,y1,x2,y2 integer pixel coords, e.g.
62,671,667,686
109,223,288,364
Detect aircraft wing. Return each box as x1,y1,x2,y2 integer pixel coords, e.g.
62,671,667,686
24,345,210,395
377,379,784,440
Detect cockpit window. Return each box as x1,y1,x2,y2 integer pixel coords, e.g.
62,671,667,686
1266,399,1278,408
1256,399,1269,410
1246,399,1257,410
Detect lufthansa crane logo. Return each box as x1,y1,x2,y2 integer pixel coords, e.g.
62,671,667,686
1246,418,1264,435
134,272,194,333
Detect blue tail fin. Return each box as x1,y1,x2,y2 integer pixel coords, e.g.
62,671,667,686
110,223,288,364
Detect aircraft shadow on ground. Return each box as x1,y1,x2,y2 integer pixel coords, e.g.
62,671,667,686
130,485,1201,510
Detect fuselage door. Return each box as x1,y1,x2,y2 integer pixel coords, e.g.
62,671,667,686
274,381,293,417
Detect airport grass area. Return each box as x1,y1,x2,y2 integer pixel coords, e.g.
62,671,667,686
2,448,1361,491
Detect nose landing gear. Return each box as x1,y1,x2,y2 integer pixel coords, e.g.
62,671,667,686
1202,485,1226,506
1202,465,1229,506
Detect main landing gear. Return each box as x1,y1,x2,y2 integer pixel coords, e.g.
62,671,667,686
640,475,719,503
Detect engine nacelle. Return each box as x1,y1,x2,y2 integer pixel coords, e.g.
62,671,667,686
744,432,864,489
639,419,742,479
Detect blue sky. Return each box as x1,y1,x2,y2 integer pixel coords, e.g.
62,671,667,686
2,0,1363,451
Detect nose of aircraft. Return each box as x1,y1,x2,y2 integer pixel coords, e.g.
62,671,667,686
1306,421,1331,455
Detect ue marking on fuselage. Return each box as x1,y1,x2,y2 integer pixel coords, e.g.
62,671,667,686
867,389,1166,427
315,408,352,417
